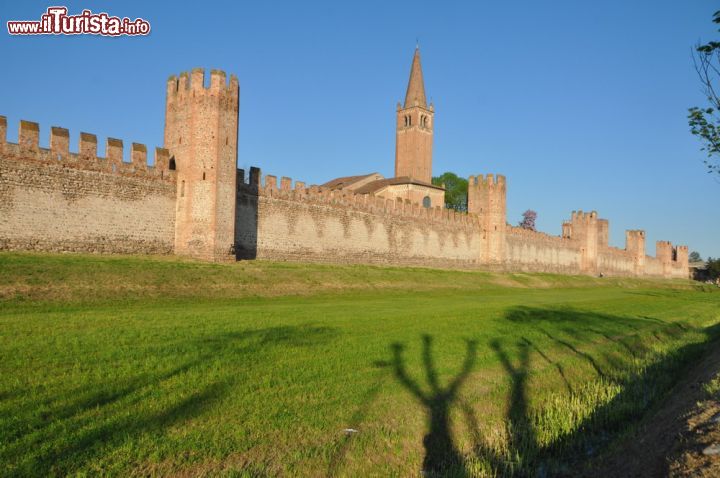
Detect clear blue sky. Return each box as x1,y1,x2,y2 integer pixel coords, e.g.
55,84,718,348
1,1,718,257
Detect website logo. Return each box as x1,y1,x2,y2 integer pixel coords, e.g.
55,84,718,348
7,7,151,36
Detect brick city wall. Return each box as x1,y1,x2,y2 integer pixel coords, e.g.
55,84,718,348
235,169,484,267
235,168,689,278
0,117,177,254
504,226,583,274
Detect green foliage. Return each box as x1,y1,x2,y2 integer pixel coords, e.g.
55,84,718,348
689,251,702,262
706,257,720,280
688,10,720,175
703,374,720,398
432,171,468,211
0,253,719,476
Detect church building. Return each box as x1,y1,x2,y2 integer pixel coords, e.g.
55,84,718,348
321,48,445,209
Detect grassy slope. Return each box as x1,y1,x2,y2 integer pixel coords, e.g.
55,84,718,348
0,253,718,477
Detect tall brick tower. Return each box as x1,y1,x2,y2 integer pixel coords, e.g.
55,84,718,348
395,48,434,182
467,174,507,263
625,230,646,275
164,68,239,262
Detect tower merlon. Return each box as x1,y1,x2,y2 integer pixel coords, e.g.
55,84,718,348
265,174,278,190
50,126,70,156
154,147,170,170
280,176,292,190
106,138,123,163
79,132,97,159
190,67,205,91
249,167,261,187
19,120,40,150
167,74,178,96
178,72,189,92
210,69,226,91
0,115,6,144
295,181,305,190
131,143,147,167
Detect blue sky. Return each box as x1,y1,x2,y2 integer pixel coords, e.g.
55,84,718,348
1,1,718,257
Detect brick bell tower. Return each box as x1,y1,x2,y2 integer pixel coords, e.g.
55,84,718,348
164,68,239,262
395,47,434,183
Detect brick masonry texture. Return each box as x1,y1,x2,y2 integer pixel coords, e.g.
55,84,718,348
235,180,482,267
0,127,176,255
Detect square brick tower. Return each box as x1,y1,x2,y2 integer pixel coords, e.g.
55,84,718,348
395,48,434,183
164,68,239,262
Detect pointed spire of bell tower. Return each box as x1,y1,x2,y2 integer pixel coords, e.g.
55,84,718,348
395,47,434,183
404,47,427,108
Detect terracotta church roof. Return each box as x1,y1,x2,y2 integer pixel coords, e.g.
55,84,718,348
354,176,444,195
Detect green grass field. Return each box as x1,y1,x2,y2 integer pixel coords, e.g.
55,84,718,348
1,253,719,477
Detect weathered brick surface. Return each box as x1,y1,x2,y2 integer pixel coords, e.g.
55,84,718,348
504,226,582,274
235,182,483,267
0,141,176,254
165,69,239,262
234,170,689,278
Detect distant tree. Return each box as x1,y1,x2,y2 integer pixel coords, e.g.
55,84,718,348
432,172,468,212
519,210,537,231
689,251,702,262
688,10,720,175
706,257,720,281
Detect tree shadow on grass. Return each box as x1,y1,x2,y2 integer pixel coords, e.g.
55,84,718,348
386,307,720,477
2,324,336,477
389,335,477,476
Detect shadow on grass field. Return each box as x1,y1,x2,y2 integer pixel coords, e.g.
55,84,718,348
375,308,720,477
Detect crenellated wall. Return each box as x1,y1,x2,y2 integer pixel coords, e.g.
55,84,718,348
0,116,177,254
504,225,582,274
232,167,690,278
235,169,485,267
0,67,691,278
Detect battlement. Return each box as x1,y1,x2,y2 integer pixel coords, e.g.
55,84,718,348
166,68,239,98
674,245,689,268
0,116,175,181
506,224,568,245
238,167,481,229
570,210,599,222
656,240,673,262
626,229,645,238
468,173,506,187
